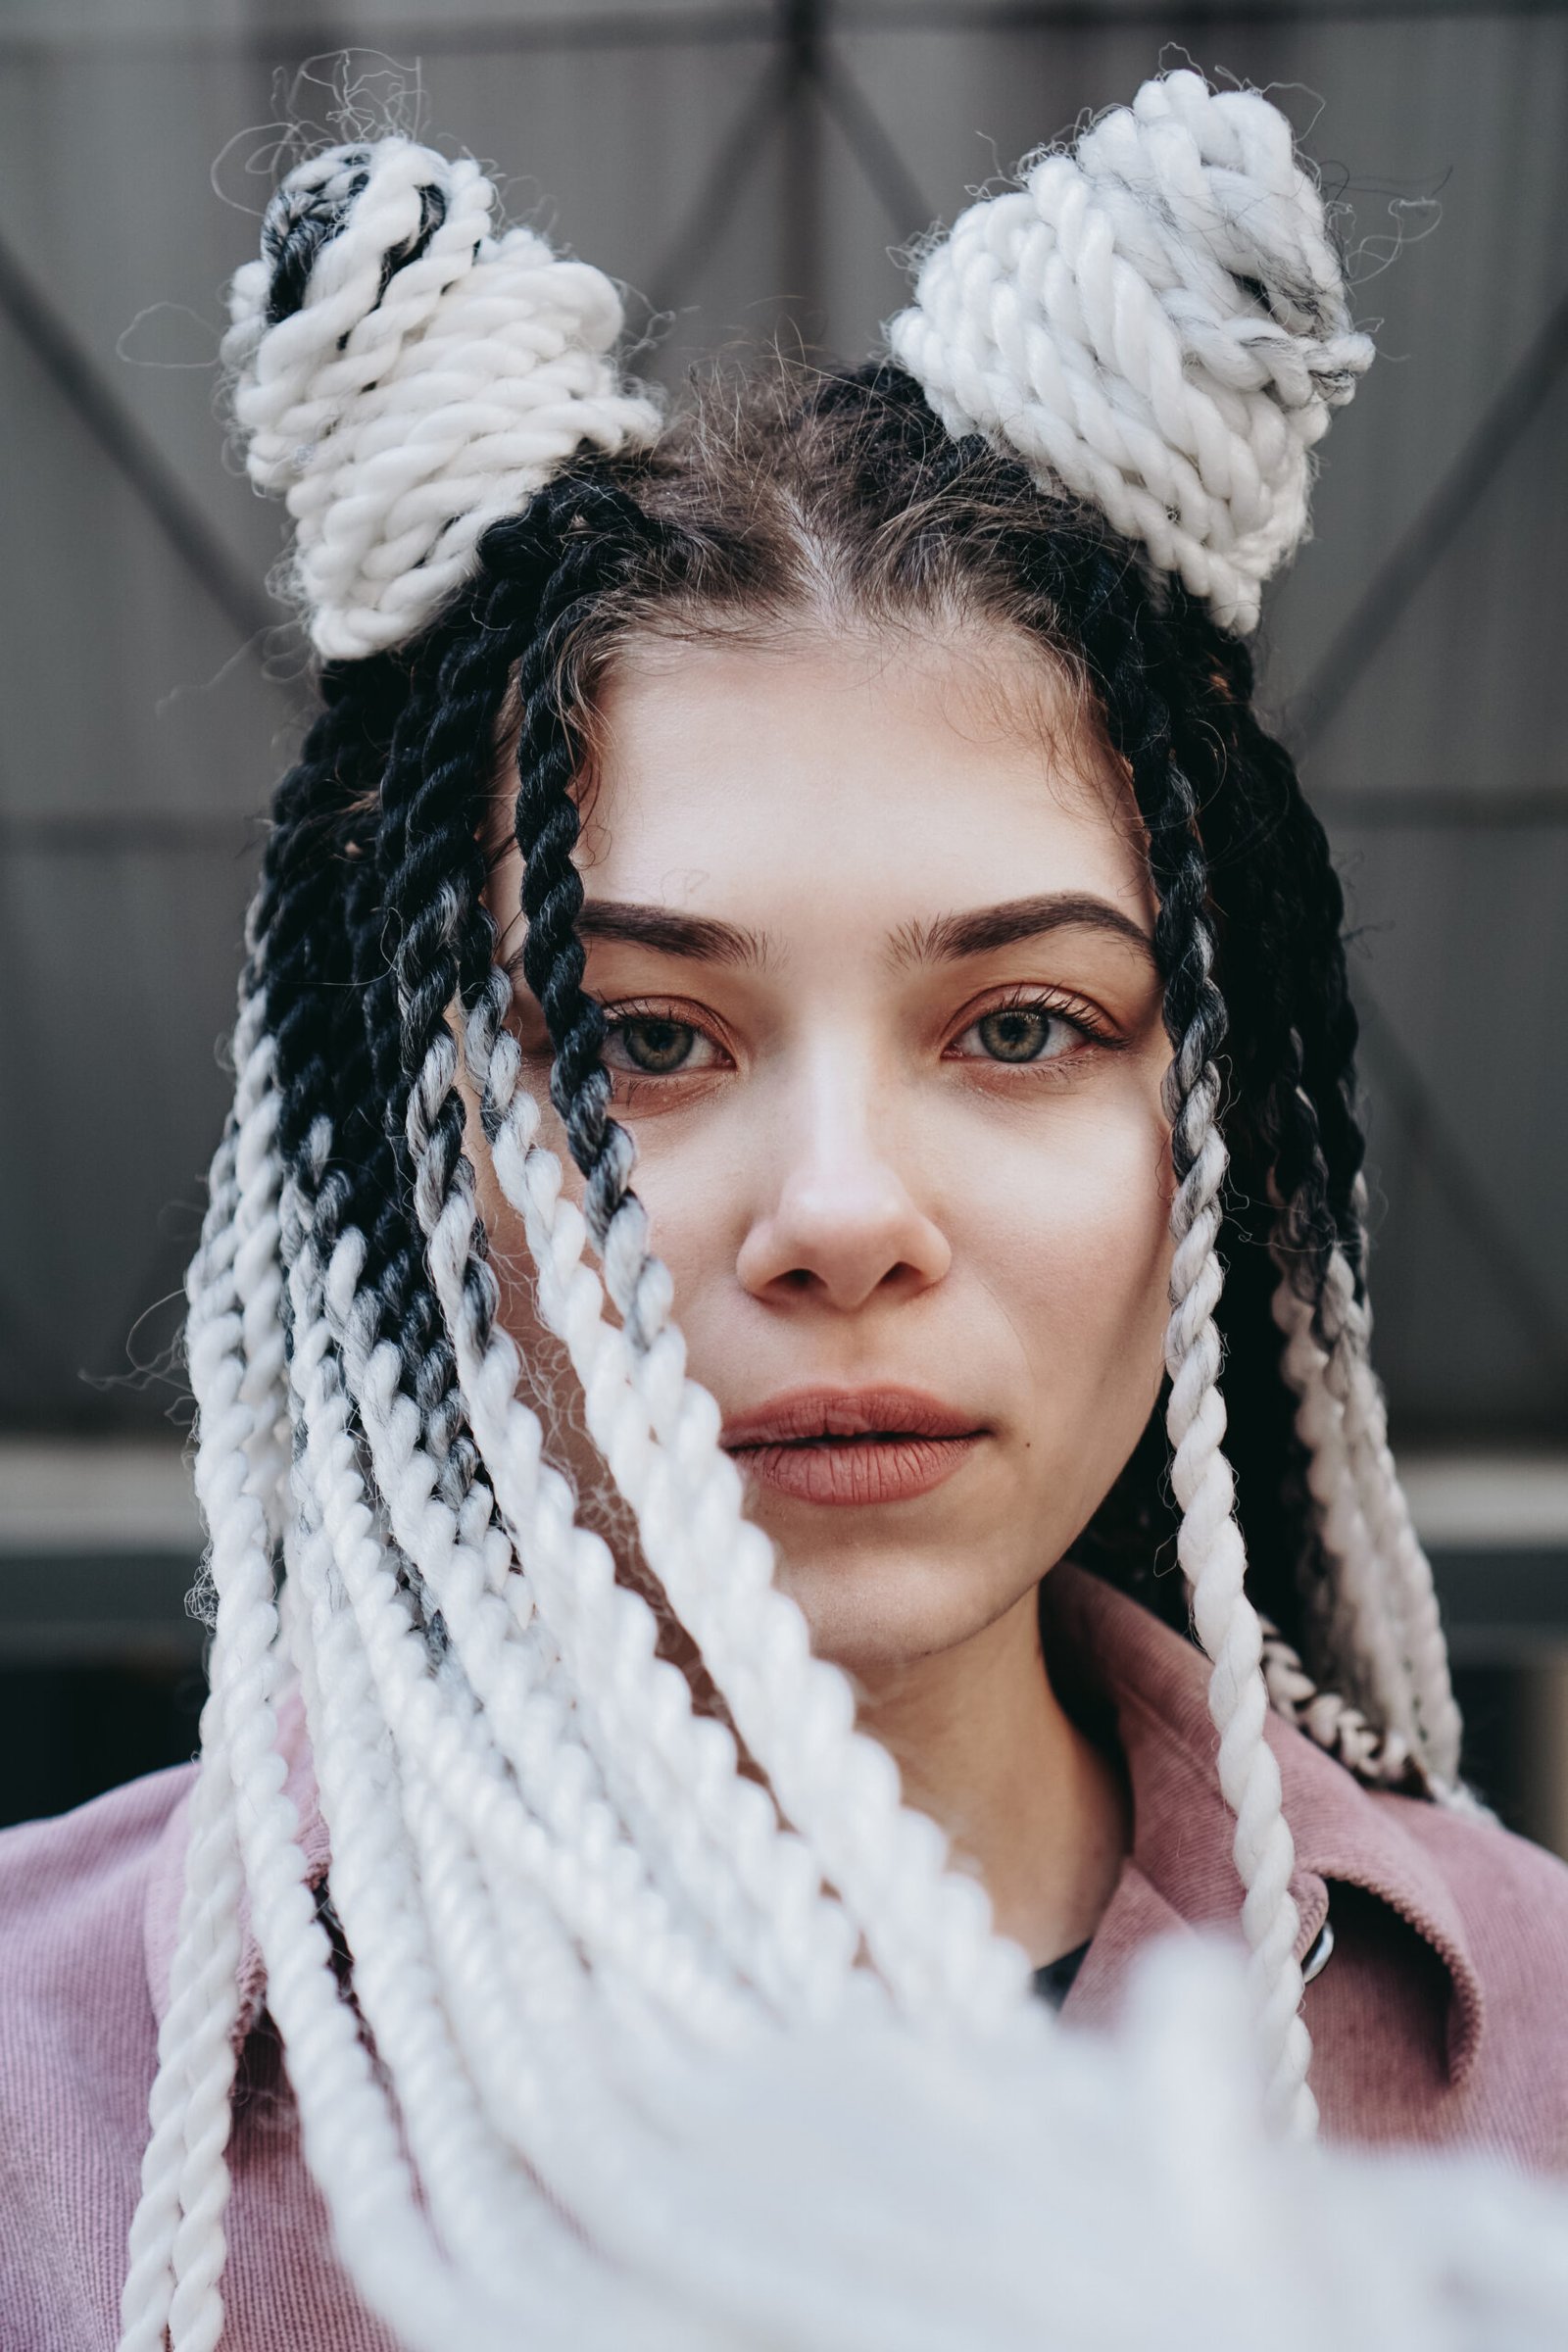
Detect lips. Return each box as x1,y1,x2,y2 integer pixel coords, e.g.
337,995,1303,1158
721,1387,986,1507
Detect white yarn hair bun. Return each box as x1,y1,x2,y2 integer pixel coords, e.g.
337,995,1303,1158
223,138,662,659
888,69,1374,634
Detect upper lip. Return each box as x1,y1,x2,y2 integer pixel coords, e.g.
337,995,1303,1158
720,1386,985,1449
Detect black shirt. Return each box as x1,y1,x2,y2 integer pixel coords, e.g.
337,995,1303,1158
1031,1941,1091,2011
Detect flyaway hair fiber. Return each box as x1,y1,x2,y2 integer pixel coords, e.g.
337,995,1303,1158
119,68,1488,2352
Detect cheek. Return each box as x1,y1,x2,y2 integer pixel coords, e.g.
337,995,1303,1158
969,1089,1175,1404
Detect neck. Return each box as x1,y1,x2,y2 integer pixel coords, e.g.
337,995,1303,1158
851,1580,1129,1968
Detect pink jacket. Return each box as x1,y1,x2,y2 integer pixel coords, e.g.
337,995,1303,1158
4,1563,1567,2349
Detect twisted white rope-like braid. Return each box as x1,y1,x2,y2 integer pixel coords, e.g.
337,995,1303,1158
281,1200,727,2340
1256,1613,1418,1787
228,1005,291,1538
1317,1213,1465,1787
888,68,1373,634
205,1124,612,2352
289,1169,940,2346
419,1157,858,2020
223,138,662,658
278,1439,559,2306
322,1225,768,2042
459,970,1026,2026
1162,963,1315,2139
415,1003,865,2019
117,1736,241,2352
118,997,288,2352
388,1765,743,2349
1268,1267,1421,1772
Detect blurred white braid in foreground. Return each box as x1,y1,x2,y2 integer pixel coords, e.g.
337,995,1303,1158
223,136,662,658
889,68,1374,633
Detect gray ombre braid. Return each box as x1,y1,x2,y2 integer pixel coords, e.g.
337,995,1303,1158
1068,576,1319,2132
122,73,1479,2347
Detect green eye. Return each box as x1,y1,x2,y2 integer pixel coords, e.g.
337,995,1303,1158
611,1016,698,1074
975,1006,1060,1062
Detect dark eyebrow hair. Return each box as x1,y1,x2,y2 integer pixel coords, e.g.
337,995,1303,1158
503,900,769,973
500,893,1155,982
891,893,1158,970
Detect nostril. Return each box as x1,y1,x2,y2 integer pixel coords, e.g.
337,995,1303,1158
737,1188,952,1308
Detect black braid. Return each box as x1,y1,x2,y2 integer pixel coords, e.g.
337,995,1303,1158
255,596,524,1635
1066,553,1228,1154
804,390,1327,1647
509,475,654,1250
252,660,405,1171
1197,630,1370,1300
284,507,578,1533
1034,540,1318,1642
367,566,545,1472
236,364,1390,1688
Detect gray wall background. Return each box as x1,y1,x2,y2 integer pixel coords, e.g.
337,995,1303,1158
2,0,1565,1452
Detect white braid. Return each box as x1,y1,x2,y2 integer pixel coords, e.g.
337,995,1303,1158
321,1227,767,2043
458,971,1026,2027
223,138,662,658
1257,1612,1418,1788
116,1736,241,2352
1317,1220,1466,1787
412,1064,864,2022
1162,1021,1315,2139
226,1129,642,2352
278,1418,553,2306
1269,1267,1421,1773
117,998,287,2352
279,1182,744,2344
888,68,1373,634
288,1142,1038,2348
116,80,1568,2352
228,1006,291,1536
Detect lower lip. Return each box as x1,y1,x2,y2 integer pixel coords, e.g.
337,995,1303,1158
728,1434,983,1506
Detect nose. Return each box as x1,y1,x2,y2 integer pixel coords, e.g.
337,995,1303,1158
735,1054,951,1312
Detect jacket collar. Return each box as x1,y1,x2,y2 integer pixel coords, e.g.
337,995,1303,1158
144,1572,1484,2085
1039,1563,1484,2085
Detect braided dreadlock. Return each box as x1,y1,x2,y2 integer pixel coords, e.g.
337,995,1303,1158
452,365,1474,2133
119,74,1483,2346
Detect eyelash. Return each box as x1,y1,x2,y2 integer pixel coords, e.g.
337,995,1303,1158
595,988,1122,1090
945,986,1120,1067
595,1000,726,1089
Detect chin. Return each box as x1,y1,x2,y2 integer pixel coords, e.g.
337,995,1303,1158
772,1545,1025,1685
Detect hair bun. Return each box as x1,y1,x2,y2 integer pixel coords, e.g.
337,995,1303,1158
223,136,662,659
888,68,1374,634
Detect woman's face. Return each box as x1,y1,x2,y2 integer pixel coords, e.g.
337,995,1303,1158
475,622,1174,1680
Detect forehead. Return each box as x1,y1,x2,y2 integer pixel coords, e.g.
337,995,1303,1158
509,623,1152,946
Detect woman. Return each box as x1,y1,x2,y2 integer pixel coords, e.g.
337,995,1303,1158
3,66,1566,2352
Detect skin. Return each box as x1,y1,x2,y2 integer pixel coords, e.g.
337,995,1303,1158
465,619,1178,1969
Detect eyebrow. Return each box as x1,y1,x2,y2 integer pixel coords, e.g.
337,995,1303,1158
499,891,1155,978
890,894,1157,970
503,900,770,973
